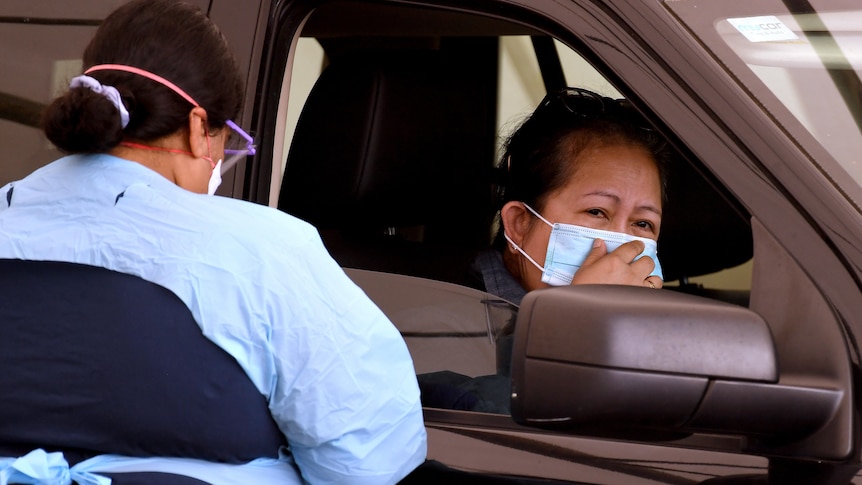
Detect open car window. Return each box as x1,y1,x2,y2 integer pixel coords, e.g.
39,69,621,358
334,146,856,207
277,14,753,293
270,1,759,418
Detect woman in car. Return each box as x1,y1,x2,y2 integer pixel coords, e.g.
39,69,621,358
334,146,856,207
477,87,667,306
420,87,668,413
0,0,425,483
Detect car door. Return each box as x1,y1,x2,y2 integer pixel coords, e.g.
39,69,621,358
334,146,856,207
232,0,862,483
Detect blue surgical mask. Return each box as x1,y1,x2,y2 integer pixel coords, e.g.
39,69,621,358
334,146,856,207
505,203,663,286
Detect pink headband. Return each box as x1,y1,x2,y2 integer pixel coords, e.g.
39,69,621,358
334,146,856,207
85,64,200,107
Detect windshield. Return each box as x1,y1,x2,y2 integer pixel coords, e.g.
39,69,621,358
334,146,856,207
664,0,862,205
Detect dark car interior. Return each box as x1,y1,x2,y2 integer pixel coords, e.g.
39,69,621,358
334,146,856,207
280,41,499,287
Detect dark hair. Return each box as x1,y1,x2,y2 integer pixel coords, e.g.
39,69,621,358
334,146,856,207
42,0,243,154
492,88,670,247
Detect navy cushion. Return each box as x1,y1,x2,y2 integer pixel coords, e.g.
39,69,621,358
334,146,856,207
97,472,212,484
0,259,286,463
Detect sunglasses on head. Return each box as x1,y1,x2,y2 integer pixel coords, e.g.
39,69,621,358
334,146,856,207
538,87,653,132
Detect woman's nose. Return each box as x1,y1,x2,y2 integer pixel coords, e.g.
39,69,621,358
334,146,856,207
611,219,631,236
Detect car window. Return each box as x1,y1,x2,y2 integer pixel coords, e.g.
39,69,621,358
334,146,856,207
0,20,96,186
0,1,239,197
272,0,757,418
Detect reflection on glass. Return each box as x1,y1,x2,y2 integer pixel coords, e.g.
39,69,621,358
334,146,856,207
665,0,862,202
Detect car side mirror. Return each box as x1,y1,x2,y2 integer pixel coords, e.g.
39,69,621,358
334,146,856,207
510,285,843,446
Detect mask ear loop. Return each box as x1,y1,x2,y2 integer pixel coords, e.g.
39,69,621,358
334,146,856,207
521,202,554,228
503,233,546,274
119,120,216,170
503,202,554,274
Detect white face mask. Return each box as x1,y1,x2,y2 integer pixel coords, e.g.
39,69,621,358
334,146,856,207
207,159,223,195
505,203,663,286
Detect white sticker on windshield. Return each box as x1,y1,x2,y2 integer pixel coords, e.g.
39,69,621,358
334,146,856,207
727,16,799,42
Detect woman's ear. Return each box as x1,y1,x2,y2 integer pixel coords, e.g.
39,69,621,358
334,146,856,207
187,107,210,159
500,201,530,252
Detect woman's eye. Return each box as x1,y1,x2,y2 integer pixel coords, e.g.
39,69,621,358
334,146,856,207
586,208,606,218
634,220,655,231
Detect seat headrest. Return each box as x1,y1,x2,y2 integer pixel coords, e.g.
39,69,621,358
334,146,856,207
279,47,497,250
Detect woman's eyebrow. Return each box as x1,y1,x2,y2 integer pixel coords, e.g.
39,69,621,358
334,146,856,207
584,190,620,202
639,204,663,218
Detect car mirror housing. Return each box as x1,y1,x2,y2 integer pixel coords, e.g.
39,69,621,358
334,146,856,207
510,285,844,448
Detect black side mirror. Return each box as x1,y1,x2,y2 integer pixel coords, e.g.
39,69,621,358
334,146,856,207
510,286,843,451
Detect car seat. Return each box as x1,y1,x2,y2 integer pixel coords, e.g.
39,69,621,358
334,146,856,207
279,41,499,286
0,259,286,482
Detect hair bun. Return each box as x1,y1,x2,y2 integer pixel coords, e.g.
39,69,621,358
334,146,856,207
42,87,125,154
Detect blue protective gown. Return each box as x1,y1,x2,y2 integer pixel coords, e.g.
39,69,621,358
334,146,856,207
0,154,426,485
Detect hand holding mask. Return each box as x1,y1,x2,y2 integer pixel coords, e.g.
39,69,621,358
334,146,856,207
505,203,663,287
